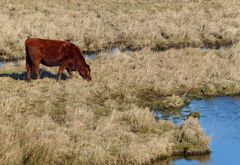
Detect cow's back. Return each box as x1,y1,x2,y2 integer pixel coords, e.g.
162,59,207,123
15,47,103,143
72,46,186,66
26,38,67,52
25,38,73,67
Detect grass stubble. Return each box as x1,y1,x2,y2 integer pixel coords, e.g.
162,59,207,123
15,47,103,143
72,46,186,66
2,0,240,164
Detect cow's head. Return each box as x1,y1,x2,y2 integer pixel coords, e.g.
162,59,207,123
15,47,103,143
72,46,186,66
78,64,92,81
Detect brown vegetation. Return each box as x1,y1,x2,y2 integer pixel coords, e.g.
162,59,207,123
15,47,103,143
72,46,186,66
1,0,240,60
2,0,240,164
0,75,210,164
3,44,240,163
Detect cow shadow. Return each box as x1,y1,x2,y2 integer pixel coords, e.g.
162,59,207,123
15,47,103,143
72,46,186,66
0,69,68,81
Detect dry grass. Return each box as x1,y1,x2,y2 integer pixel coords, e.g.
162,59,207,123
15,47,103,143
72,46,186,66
0,78,210,165
2,43,240,163
2,0,240,163
0,48,229,164
1,0,240,60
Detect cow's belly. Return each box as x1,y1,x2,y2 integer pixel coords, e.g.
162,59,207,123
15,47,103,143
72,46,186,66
41,59,64,67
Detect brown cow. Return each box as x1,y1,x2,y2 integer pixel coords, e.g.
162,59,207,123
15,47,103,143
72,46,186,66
25,38,91,81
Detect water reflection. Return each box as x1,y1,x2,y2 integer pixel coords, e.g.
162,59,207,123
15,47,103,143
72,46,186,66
156,97,240,165
155,108,190,125
111,47,121,55
201,46,225,52
0,60,19,69
111,47,133,56
0,62,3,69
84,54,97,60
153,155,211,165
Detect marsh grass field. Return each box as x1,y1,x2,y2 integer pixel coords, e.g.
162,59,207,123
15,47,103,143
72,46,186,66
1,0,240,164
0,50,214,165
2,47,240,164
1,0,240,60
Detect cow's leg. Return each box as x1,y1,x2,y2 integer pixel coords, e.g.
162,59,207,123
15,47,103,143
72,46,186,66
57,62,70,81
26,50,33,81
33,60,41,79
27,47,41,80
66,67,73,79
26,63,32,81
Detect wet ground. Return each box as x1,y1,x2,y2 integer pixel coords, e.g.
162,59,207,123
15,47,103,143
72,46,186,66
156,97,240,165
0,47,128,69
0,60,19,69
0,62,3,68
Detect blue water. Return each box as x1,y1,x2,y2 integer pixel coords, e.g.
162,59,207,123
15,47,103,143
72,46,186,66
0,62,3,69
84,54,97,60
0,61,19,69
155,97,240,165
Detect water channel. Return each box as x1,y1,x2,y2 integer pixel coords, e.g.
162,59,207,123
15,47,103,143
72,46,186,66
156,97,240,165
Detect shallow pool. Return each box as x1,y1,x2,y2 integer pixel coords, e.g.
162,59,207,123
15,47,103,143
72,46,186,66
155,97,240,165
0,62,3,69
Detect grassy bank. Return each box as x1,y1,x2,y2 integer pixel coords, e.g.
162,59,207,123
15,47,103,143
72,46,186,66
1,0,240,60
2,45,240,163
1,48,231,164
2,0,240,163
